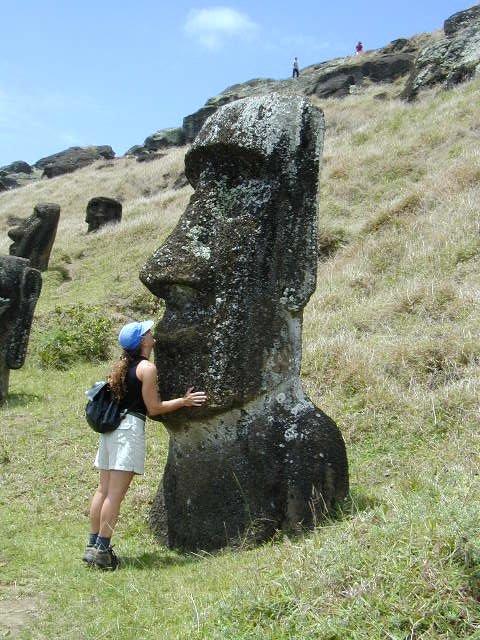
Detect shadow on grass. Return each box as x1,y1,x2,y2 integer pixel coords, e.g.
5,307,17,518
4,392,43,408
267,487,385,547
119,551,201,570
340,487,384,516
119,488,384,569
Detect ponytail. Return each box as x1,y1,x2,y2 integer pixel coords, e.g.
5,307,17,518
108,347,142,401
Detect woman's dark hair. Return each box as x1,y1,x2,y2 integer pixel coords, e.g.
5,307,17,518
108,346,142,401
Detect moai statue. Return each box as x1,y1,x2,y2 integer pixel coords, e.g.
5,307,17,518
0,256,42,404
8,203,60,271
140,94,349,551
85,197,122,232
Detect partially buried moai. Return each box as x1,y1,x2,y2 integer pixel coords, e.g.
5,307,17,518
140,94,349,551
85,197,122,232
8,202,60,271
0,256,42,404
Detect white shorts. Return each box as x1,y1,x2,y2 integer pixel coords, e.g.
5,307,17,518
94,413,146,475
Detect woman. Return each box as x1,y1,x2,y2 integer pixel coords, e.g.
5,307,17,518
83,320,207,570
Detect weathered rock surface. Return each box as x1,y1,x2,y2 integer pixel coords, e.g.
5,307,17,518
0,256,42,404
35,146,115,178
85,197,122,232
444,4,480,36
125,128,185,161
141,94,349,551
0,161,32,175
0,161,40,191
145,127,185,151
403,5,480,100
8,203,60,271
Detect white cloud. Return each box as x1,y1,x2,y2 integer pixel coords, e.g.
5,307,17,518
184,7,259,50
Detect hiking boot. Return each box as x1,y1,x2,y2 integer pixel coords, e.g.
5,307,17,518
82,545,97,565
93,546,119,571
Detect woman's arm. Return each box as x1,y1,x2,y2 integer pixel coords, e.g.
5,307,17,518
138,361,206,417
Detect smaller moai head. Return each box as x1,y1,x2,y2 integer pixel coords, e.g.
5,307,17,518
0,256,42,404
141,94,324,419
85,197,122,232
8,203,60,271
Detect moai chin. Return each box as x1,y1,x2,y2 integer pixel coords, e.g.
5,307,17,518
140,94,349,551
8,203,60,271
0,256,42,404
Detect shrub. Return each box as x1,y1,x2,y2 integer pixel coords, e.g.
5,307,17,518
35,304,113,369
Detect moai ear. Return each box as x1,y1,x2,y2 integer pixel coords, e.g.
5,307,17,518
7,267,42,369
277,218,318,313
277,100,323,313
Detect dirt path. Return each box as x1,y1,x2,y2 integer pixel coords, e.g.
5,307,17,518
0,585,42,638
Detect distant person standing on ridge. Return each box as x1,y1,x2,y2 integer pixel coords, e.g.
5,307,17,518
355,41,364,55
292,57,300,78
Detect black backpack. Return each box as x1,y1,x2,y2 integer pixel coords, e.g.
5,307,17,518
85,381,127,433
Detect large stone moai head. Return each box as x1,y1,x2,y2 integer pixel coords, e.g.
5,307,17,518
141,94,348,550
0,256,42,404
141,94,323,420
85,197,122,232
8,203,60,271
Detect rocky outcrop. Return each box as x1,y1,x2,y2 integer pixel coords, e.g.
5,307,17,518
0,161,40,191
181,47,422,141
144,127,185,151
8,203,60,271
0,161,32,175
444,4,480,36
125,128,185,161
403,5,480,100
35,146,115,178
141,94,349,551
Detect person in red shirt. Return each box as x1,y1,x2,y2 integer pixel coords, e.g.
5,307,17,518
355,41,364,55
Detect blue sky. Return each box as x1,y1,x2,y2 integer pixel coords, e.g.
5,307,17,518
0,0,472,166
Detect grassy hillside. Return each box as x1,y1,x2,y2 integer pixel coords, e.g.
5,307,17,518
0,77,479,639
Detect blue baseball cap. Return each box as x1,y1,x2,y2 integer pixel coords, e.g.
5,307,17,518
118,320,154,351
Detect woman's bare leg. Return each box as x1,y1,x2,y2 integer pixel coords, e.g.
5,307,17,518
98,470,135,539
89,470,110,535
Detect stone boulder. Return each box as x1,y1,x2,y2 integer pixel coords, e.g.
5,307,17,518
8,203,60,271
0,161,32,175
144,127,185,151
0,176,18,191
35,146,115,178
124,145,144,157
403,6,480,100
141,94,349,551
444,4,480,36
125,128,186,161
85,197,122,232
0,161,39,191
